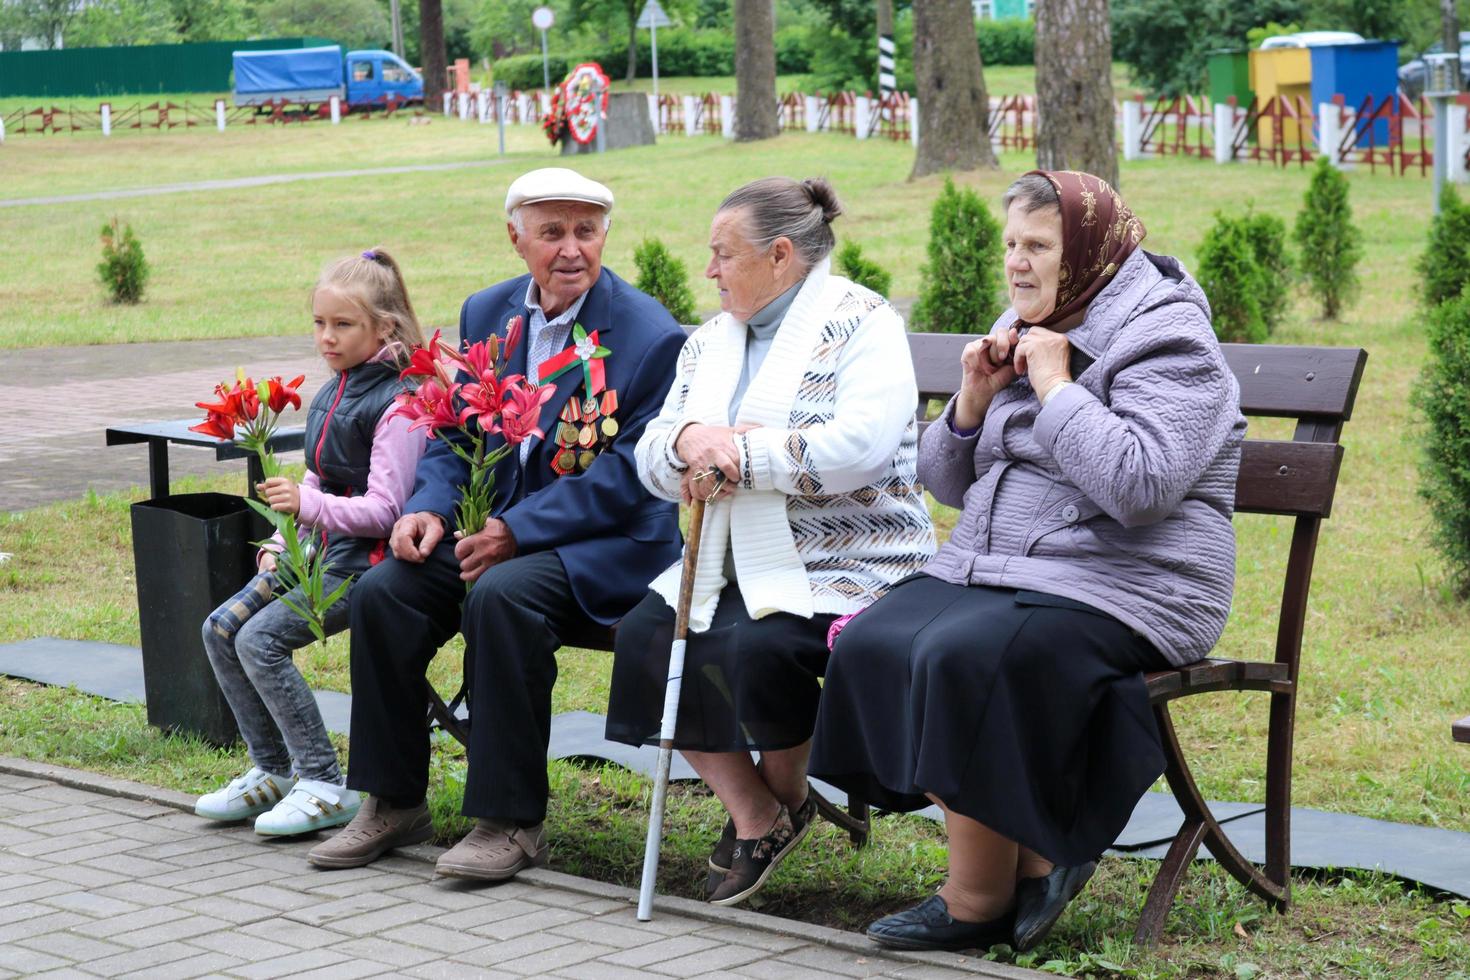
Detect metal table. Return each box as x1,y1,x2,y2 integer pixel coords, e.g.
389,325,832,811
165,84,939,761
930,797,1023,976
105,420,306,499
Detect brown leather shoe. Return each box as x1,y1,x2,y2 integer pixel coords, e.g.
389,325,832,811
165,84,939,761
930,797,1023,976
435,819,548,881
306,796,432,869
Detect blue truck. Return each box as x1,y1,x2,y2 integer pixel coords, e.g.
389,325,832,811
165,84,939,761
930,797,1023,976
232,45,423,109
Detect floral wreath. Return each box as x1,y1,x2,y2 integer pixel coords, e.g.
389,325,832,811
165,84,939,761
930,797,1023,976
541,62,609,146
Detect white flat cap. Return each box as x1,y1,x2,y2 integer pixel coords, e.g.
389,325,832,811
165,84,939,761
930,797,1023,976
504,167,614,216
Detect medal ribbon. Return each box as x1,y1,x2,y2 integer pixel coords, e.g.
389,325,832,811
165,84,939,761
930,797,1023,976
536,324,609,395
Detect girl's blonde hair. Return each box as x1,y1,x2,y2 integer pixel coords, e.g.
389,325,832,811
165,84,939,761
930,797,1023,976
313,247,426,369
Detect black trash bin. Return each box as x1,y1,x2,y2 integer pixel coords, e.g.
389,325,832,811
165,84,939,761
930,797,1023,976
130,492,269,745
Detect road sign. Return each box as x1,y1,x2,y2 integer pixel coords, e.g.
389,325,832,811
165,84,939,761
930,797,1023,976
636,0,671,29
532,6,555,30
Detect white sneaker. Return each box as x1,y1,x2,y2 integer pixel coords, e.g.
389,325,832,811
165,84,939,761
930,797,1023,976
254,779,362,837
195,768,296,822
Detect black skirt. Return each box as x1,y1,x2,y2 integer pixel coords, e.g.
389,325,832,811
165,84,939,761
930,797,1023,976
808,575,1169,867
605,585,836,753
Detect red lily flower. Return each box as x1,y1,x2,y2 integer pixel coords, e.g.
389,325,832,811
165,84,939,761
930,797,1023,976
438,337,497,387
391,378,471,439
503,315,525,362
188,409,236,441
264,374,306,413
499,380,555,446
401,329,445,382
459,374,504,426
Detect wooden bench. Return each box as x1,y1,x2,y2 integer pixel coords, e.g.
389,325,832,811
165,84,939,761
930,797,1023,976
430,331,1368,942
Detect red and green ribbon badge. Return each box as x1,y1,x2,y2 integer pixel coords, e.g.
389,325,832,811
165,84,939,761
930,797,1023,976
537,323,610,395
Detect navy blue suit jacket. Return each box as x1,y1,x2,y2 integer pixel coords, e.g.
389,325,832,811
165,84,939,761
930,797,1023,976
405,267,687,624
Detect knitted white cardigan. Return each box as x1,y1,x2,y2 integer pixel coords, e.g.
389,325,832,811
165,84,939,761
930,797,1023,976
636,259,936,631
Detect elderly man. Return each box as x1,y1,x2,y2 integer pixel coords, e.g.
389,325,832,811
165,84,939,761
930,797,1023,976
308,168,686,878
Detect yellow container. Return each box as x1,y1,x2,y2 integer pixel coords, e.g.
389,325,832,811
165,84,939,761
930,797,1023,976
1249,48,1313,146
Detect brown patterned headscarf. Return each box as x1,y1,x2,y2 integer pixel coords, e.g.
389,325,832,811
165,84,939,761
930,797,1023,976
1021,170,1146,328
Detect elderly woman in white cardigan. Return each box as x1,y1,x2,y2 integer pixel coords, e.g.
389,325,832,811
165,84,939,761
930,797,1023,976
605,176,936,906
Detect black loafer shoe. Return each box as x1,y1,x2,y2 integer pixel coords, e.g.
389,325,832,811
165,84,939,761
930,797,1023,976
705,818,737,899
1013,861,1097,951
866,895,1014,952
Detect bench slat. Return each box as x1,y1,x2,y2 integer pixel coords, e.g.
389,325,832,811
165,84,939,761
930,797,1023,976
1234,440,1344,518
1146,658,1290,701
1220,344,1365,421
1455,716,1470,744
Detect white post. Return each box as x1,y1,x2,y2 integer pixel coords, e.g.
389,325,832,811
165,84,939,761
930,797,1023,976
854,95,872,139
458,92,470,120
100,102,111,136
329,95,341,124
442,91,453,116
517,93,530,122
647,93,659,133
1450,102,1469,183
720,95,734,138
1213,103,1234,164
1122,98,1144,160
477,89,489,122
683,95,698,136
1318,103,1343,168
215,98,226,131
804,95,819,133
910,98,919,147
0,115,5,143
539,90,551,116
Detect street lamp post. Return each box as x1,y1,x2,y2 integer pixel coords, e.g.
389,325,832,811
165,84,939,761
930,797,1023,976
1426,52,1461,214
532,6,556,94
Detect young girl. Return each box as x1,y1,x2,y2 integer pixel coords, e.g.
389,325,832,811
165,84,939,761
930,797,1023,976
195,247,428,837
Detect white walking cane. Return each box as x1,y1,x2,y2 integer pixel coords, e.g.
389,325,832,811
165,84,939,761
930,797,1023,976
636,488,711,921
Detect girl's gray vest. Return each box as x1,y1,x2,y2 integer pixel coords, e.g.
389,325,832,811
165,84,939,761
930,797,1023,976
303,360,406,576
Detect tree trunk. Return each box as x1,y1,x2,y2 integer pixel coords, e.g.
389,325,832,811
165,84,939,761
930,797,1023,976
1443,0,1461,92
626,8,639,82
910,0,996,178
419,0,447,108
734,0,778,141
1035,0,1118,186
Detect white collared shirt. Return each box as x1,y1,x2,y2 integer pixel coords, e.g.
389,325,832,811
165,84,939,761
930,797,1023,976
520,280,590,464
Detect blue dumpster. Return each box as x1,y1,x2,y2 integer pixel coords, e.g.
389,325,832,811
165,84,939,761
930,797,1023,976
1310,40,1399,147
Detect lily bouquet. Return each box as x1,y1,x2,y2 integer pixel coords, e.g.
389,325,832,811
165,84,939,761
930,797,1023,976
190,371,348,642
392,319,554,541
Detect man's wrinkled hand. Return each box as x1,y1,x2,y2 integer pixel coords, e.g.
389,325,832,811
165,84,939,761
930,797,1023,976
454,517,517,583
390,512,445,563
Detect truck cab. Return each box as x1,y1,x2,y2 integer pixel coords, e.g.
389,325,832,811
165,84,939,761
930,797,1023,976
344,50,423,107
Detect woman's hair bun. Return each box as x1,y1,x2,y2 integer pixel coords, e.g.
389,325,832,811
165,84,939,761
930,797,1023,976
802,177,843,224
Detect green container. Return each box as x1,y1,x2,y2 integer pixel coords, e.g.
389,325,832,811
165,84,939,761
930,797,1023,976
1208,48,1254,107
0,36,334,98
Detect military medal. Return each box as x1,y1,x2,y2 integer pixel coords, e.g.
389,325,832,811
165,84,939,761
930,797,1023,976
577,423,597,448
553,448,577,475
600,417,619,438
578,450,596,470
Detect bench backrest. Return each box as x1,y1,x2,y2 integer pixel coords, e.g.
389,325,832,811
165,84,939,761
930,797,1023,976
906,332,1368,678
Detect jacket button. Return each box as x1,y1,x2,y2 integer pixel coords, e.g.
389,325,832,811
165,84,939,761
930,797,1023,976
976,517,988,532
1062,504,1080,523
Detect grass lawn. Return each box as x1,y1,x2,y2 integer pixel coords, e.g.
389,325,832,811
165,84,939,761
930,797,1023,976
2,116,1469,974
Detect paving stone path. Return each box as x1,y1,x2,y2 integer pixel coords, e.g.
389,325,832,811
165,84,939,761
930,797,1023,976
0,760,1037,979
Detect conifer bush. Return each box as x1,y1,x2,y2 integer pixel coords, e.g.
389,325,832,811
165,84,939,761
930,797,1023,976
1294,158,1361,319
97,218,149,304
633,238,698,325
1196,212,1268,344
1241,210,1292,332
912,178,1005,333
1412,289,1470,596
835,240,892,298
1418,185,1470,307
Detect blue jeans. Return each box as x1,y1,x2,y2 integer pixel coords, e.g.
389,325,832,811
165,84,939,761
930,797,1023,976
201,572,352,783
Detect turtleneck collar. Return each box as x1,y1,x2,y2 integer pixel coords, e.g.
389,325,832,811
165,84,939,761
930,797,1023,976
745,278,804,335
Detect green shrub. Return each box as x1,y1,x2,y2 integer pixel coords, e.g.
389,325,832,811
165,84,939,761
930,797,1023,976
97,217,148,305
836,240,892,299
492,53,570,90
1418,185,1470,307
634,238,698,325
1294,158,1362,319
912,178,1005,333
1196,212,1268,344
1241,209,1293,333
975,18,1035,66
1412,290,1470,596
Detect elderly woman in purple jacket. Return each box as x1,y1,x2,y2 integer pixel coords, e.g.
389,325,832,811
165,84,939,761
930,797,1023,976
809,171,1246,953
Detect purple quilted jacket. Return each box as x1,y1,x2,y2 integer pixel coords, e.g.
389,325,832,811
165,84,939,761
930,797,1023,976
920,249,1247,667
